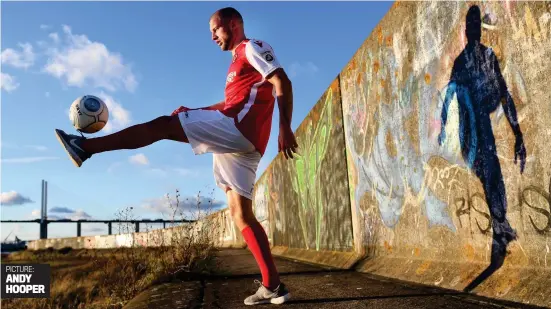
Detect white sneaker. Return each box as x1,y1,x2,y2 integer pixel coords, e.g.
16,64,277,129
244,280,291,305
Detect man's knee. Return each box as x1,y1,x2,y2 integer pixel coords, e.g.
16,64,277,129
227,190,256,227
229,203,245,225
149,115,188,143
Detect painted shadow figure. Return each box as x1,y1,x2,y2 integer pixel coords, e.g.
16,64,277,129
437,5,527,291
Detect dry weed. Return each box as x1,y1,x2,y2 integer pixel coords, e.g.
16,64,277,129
1,189,225,309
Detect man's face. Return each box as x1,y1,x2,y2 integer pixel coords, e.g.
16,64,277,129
210,16,233,51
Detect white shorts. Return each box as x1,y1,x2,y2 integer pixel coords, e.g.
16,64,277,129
177,109,261,200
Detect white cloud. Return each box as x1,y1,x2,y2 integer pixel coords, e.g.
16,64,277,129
46,215,64,220
107,162,122,173
66,210,92,220
49,207,74,213
1,156,59,163
141,194,225,218
32,206,93,220
1,73,19,92
97,92,131,133
288,61,319,78
173,168,201,177
0,142,15,149
1,43,35,69
25,145,48,151
0,143,47,152
40,24,51,30
146,168,168,177
1,191,34,206
48,32,60,44
129,153,149,165
43,25,137,92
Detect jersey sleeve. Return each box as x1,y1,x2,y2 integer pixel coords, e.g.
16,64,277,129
245,39,282,79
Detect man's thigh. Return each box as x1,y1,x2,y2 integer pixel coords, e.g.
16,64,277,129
177,109,255,155
213,151,261,201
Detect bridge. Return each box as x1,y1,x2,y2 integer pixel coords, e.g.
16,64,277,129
0,218,194,237
1,180,194,239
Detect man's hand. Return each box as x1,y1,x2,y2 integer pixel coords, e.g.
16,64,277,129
278,125,298,160
171,106,191,116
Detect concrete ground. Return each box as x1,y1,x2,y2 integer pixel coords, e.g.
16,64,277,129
123,249,545,309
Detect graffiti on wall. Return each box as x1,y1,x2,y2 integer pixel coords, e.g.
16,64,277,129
341,18,460,233
341,1,551,251
288,86,333,251
253,79,353,251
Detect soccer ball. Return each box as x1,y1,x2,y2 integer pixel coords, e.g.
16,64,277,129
69,95,109,134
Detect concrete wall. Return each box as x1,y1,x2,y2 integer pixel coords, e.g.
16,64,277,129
339,1,550,306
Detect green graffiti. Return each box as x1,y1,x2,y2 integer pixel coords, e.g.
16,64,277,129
289,88,334,251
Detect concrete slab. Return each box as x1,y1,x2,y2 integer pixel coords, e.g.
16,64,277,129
123,249,545,309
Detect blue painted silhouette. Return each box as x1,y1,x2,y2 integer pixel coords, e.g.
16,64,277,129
437,5,527,292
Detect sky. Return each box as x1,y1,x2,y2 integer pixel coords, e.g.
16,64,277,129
0,1,393,241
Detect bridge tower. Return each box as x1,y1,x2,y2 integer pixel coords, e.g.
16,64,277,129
40,180,48,239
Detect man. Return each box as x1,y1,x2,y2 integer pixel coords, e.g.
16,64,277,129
438,5,526,250
55,7,296,305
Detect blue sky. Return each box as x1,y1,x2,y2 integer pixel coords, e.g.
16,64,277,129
1,1,393,241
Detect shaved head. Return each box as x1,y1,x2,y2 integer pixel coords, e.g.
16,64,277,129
211,7,243,25
209,7,246,52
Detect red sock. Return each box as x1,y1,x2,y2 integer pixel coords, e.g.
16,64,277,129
241,222,280,290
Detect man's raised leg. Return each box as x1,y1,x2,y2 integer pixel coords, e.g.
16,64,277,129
55,114,188,167
225,189,290,305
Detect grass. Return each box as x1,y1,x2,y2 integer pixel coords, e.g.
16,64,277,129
1,189,225,309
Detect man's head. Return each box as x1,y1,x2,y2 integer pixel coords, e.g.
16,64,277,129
465,5,482,45
210,7,245,52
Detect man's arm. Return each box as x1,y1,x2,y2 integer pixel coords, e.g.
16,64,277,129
267,68,293,129
245,39,298,159
266,68,298,159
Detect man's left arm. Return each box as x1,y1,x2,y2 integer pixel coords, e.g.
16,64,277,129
246,40,298,159
267,68,298,159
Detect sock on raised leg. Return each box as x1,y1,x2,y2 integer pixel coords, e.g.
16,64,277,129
241,222,280,290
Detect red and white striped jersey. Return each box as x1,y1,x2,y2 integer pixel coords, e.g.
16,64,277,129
220,38,282,156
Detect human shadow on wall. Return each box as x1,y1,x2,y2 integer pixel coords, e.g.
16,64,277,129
437,5,527,292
